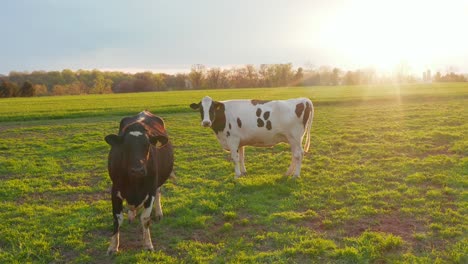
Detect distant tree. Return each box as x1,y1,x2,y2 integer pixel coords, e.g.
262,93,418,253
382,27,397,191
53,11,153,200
437,72,466,82
269,64,294,87
134,72,155,92
331,68,341,85
8,71,27,86
33,84,48,96
245,64,259,87
394,61,411,83
0,80,19,98
318,66,331,85
89,74,113,94
343,71,360,85
61,69,78,84
188,64,205,89
47,71,66,87
258,64,271,87
293,67,304,86
164,73,187,90
114,80,133,93
302,69,320,86
67,81,87,95
434,71,442,82
206,67,222,89
152,74,166,91
76,70,97,89
52,85,66,96
257,64,294,87
230,67,249,88
18,81,35,97
360,68,377,84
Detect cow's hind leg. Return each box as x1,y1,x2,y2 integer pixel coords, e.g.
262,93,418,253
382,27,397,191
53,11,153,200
286,139,304,178
285,154,296,176
239,146,247,176
141,196,155,251
153,187,163,221
107,190,123,255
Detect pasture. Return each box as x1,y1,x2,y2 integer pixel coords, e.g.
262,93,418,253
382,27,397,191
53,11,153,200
0,83,466,263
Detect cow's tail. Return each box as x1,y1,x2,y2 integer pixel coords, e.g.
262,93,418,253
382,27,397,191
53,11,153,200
303,99,314,153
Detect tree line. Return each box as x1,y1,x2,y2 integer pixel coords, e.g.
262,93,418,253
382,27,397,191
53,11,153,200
1,64,466,98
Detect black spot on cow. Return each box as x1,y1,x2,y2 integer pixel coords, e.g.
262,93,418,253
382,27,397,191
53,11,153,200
229,123,232,129
295,103,305,118
257,118,264,127
303,101,311,127
226,131,230,137
263,111,270,120
251,99,271,106
256,108,262,117
237,118,242,128
266,120,272,130
211,102,226,134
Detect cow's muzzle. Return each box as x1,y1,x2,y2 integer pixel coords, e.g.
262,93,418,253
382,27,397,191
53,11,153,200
130,166,146,177
202,120,211,127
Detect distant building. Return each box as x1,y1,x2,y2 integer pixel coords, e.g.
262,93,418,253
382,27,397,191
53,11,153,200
422,69,432,83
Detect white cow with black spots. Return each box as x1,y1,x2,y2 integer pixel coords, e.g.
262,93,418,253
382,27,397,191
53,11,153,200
190,96,314,178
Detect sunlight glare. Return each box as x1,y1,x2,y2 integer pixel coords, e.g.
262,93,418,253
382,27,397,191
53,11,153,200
314,0,468,73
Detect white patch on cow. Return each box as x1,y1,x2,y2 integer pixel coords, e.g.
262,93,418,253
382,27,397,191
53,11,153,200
116,213,123,226
141,196,155,219
107,233,120,255
117,191,123,200
141,196,155,251
201,96,213,126
129,131,143,137
154,188,163,220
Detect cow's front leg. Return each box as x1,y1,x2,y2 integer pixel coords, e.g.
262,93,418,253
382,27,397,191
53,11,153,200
107,190,123,255
141,195,155,251
153,187,163,221
238,146,247,176
228,140,242,178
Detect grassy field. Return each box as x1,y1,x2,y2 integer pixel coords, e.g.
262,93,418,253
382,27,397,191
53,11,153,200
0,83,466,263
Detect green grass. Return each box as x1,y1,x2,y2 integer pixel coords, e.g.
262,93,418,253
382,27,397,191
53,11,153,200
0,83,467,263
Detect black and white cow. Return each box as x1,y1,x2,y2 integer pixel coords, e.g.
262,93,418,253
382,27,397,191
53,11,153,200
190,96,313,178
104,110,174,254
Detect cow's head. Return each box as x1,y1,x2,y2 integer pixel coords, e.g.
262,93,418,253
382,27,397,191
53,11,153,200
105,123,166,178
190,96,224,127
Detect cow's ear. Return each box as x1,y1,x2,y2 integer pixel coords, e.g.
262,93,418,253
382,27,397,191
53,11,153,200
105,134,123,146
214,101,224,111
190,102,200,110
149,135,168,146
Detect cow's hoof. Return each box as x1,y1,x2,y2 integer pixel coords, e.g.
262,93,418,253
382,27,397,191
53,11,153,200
292,174,300,179
144,246,155,252
107,248,118,256
241,172,247,176
154,214,163,222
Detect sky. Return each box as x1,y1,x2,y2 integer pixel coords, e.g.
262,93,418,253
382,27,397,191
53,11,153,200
1,0,468,75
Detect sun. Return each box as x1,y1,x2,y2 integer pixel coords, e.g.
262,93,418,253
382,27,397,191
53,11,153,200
309,0,468,74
